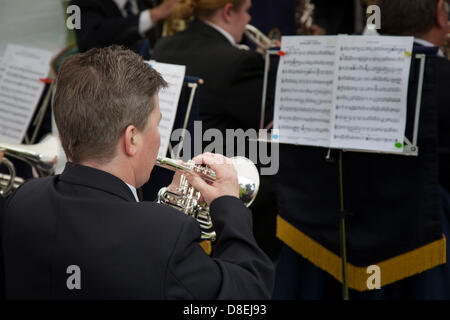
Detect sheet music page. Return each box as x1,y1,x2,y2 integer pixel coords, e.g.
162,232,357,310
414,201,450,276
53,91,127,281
0,44,52,143
148,61,186,158
0,56,5,81
329,35,414,153
273,36,337,146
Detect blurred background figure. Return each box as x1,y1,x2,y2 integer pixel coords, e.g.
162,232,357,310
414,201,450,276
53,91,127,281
71,0,180,58
377,0,450,192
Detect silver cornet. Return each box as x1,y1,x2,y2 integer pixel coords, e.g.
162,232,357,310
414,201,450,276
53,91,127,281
0,134,60,196
156,156,260,241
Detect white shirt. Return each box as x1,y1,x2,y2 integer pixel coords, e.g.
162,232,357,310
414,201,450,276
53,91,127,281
113,0,153,36
414,38,445,58
125,182,140,202
204,20,236,46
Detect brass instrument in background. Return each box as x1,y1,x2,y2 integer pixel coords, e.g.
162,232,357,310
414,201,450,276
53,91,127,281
156,156,260,241
296,0,315,35
241,24,281,54
0,134,60,197
161,0,194,37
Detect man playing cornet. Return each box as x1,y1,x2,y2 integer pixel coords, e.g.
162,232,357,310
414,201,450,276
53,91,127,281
1,45,274,299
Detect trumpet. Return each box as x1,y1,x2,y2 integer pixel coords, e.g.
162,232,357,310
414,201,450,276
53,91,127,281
156,156,260,241
241,24,280,55
0,134,60,197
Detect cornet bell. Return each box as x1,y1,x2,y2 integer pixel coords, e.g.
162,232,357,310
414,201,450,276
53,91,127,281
155,156,260,241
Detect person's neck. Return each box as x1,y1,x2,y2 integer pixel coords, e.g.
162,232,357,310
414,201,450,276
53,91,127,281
80,157,137,188
201,17,236,43
419,28,445,47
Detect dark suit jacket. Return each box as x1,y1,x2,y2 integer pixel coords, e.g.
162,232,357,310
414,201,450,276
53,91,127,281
413,43,450,192
153,20,266,134
435,56,450,191
71,0,161,54
1,162,274,299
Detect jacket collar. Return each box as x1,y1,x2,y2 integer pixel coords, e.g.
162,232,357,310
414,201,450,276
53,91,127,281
59,162,137,202
187,19,234,46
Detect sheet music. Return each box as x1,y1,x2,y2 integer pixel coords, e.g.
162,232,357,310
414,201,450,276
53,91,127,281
0,44,52,143
148,61,186,158
329,35,413,152
273,35,414,154
0,56,5,82
273,36,337,146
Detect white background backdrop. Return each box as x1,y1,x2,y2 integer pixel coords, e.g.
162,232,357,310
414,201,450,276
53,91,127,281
0,0,67,55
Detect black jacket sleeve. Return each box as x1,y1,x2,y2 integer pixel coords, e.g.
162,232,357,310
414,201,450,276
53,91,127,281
164,196,274,299
71,0,144,52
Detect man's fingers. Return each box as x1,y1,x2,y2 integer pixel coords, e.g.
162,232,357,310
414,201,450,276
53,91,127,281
191,153,232,172
186,173,212,197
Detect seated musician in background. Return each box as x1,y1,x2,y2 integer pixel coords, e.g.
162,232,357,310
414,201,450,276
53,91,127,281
152,0,281,261
153,0,264,133
1,46,274,299
71,0,180,57
376,0,450,193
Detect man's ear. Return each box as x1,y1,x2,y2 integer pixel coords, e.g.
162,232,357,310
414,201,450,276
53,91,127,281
123,125,138,157
222,3,235,23
436,0,447,29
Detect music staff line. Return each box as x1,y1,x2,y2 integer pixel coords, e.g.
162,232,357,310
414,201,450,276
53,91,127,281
334,115,401,124
279,105,331,114
0,114,26,127
278,115,330,124
7,65,43,77
278,124,330,133
0,91,34,105
0,106,29,119
339,55,405,63
0,97,34,113
336,95,401,103
283,59,335,67
335,105,401,113
338,64,403,74
284,47,335,56
2,80,40,92
338,75,402,85
0,85,36,98
281,69,334,76
336,85,402,93
279,97,332,106
334,125,399,133
333,134,396,143
280,79,333,87
340,46,406,54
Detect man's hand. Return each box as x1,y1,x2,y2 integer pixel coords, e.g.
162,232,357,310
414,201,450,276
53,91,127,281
150,0,180,24
185,153,239,206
